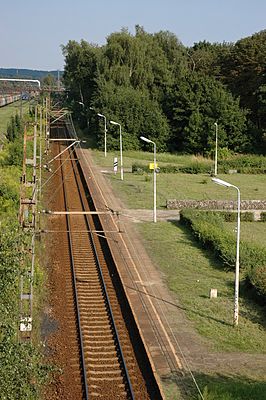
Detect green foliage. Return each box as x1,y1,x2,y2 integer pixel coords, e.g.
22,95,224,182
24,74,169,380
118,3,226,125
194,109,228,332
0,222,49,398
63,26,252,155
197,379,266,400
260,212,266,222
0,338,49,399
3,138,23,166
3,114,24,167
132,153,266,175
139,162,211,175
42,74,57,87
166,73,248,153
0,167,20,217
208,211,254,222
219,31,266,152
219,154,266,174
0,222,25,324
6,114,23,142
0,106,50,398
93,81,170,151
180,209,266,298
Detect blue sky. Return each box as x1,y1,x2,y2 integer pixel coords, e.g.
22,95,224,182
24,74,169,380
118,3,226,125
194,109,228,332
1,0,265,70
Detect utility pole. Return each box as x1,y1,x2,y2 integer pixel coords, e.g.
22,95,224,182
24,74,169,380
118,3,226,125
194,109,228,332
18,106,39,341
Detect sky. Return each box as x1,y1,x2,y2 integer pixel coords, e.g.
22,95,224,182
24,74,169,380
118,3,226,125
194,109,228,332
0,0,265,71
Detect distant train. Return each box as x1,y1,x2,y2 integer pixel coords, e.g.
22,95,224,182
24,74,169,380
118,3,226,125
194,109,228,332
0,94,21,107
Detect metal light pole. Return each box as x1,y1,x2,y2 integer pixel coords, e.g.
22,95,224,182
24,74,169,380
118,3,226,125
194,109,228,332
110,120,123,180
214,122,218,176
97,113,107,157
140,136,157,223
212,177,241,326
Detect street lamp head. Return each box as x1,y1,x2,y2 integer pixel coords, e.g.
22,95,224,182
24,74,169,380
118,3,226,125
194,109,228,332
89,107,94,110
78,101,84,106
110,120,119,126
140,136,152,144
97,113,104,118
212,177,232,188
214,122,218,127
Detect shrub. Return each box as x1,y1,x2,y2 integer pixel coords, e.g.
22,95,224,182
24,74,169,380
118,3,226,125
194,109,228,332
180,209,266,298
132,162,210,174
211,211,254,222
6,114,23,142
260,212,266,222
4,139,23,166
132,154,266,175
219,154,266,174
0,222,50,398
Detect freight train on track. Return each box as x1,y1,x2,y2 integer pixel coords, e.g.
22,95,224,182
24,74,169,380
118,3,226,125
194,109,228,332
0,93,21,107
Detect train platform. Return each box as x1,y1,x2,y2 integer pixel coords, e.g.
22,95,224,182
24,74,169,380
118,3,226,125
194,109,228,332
77,147,266,397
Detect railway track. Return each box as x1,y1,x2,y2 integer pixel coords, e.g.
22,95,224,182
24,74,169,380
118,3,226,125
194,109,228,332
47,122,162,399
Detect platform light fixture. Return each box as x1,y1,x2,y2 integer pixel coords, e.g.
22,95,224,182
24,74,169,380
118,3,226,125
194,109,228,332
214,122,218,176
110,120,123,180
212,177,241,326
140,136,157,223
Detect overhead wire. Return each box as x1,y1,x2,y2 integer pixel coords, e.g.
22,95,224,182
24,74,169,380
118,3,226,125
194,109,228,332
55,111,205,399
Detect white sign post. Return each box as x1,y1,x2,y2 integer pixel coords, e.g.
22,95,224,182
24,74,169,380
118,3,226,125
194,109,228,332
114,157,118,174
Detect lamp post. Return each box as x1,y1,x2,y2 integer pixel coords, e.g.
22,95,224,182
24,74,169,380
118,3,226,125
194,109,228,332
214,122,218,176
140,136,157,223
212,177,241,326
97,113,107,157
110,120,123,180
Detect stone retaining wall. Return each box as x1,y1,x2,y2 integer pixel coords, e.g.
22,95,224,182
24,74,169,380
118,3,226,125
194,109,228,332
166,199,266,210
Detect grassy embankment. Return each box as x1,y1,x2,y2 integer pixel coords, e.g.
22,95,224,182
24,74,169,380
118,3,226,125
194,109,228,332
90,148,266,400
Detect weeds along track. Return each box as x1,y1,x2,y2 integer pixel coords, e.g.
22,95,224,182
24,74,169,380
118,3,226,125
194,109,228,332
48,123,162,400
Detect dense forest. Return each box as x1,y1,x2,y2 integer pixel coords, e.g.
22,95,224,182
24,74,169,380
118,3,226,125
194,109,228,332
62,26,266,155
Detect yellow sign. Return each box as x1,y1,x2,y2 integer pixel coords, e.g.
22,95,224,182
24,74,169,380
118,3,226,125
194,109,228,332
149,163,158,170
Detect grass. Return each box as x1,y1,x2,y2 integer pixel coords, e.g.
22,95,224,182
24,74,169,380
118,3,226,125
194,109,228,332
137,221,266,353
104,172,266,209
163,374,266,400
224,221,266,247
0,101,28,134
90,149,266,208
90,148,266,399
92,148,210,168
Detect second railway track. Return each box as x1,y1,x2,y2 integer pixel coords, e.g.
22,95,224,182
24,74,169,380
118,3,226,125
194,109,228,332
46,121,163,399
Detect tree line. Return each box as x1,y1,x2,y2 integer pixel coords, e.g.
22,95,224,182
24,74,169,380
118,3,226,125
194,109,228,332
62,26,266,154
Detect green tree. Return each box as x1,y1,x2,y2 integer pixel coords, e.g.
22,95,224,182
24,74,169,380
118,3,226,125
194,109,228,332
166,73,248,153
62,39,100,106
42,74,56,88
92,80,170,151
220,30,266,151
62,26,257,154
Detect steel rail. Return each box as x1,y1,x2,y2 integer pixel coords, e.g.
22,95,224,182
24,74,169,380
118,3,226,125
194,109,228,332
59,141,89,400
70,146,135,399
57,124,135,398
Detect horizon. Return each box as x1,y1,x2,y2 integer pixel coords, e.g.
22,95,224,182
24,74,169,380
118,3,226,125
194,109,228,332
1,0,266,70
0,25,265,72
